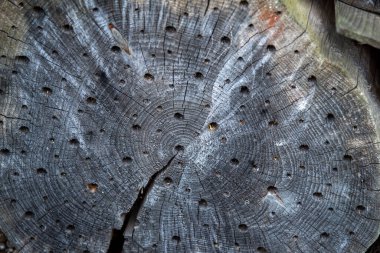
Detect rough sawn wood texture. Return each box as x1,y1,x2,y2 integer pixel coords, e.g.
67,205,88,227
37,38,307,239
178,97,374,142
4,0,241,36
0,0,379,252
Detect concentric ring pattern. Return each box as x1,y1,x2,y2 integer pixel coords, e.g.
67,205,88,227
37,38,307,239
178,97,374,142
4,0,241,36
0,0,379,252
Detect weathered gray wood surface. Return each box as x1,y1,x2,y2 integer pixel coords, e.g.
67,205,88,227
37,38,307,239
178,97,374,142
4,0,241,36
335,0,380,49
340,0,380,14
0,0,379,252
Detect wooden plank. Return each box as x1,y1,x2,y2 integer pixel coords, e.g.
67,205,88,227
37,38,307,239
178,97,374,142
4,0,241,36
340,0,380,14
336,0,380,49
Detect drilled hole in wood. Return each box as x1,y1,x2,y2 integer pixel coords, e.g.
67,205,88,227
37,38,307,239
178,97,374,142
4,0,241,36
144,73,154,81
69,138,79,145
267,45,276,51
294,50,299,54
240,86,249,94
356,205,366,213
165,26,177,33
174,113,184,119
42,87,52,95
111,46,121,53
15,55,30,64
87,183,98,193
175,145,184,152
32,6,45,14
230,158,239,166
343,154,352,161
1,148,11,155
172,236,180,242
132,124,141,131
122,156,133,163
163,177,172,186
320,232,330,239
86,97,97,104
313,192,323,198
268,120,278,126
208,122,218,131
267,186,277,193
332,167,338,172
24,211,34,219
199,199,207,207
308,75,316,82
62,24,73,31
299,144,309,151
238,224,248,232
194,72,204,79
240,0,249,7
19,126,29,133
220,36,231,45
66,225,75,233
36,168,47,174
326,113,335,120
257,247,268,253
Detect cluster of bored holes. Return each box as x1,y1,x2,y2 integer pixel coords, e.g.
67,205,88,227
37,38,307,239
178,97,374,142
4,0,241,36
208,122,218,131
299,144,309,151
36,168,47,174
165,26,176,33
87,183,98,193
238,224,248,232
144,73,154,81
267,45,276,52
230,158,239,166
240,86,249,94
42,87,52,95
220,36,231,45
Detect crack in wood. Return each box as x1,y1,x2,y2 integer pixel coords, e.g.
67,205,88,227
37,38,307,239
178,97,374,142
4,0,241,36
107,154,177,253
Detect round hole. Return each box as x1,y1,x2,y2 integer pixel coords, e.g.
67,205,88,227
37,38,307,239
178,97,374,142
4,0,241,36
174,113,184,119
87,183,98,193
111,46,121,53
163,177,173,186
194,72,204,79
132,124,141,131
238,224,248,232
240,86,249,94
299,144,309,151
199,199,207,207
320,232,329,239
86,97,96,104
24,211,34,219
208,122,218,131
240,0,249,6
267,45,276,51
122,156,133,163
172,235,180,242
175,145,184,152
356,205,366,213
144,73,154,81
36,168,47,174
165,26,176,33
326,113,335,120
230,158,239,166
69,138,79,145
220,36,231,45
19,126,29,133
42,87,52,95
267,186,277,193
313,192,323,198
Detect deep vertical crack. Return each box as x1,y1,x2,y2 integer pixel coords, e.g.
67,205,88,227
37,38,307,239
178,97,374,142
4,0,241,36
107,154,177,253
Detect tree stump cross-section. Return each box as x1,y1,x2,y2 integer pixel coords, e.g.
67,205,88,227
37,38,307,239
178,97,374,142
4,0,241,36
0,0,379,252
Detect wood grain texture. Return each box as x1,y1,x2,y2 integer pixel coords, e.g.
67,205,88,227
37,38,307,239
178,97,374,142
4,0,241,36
339,0,380,14
0,0,379,252
336,0,380,49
